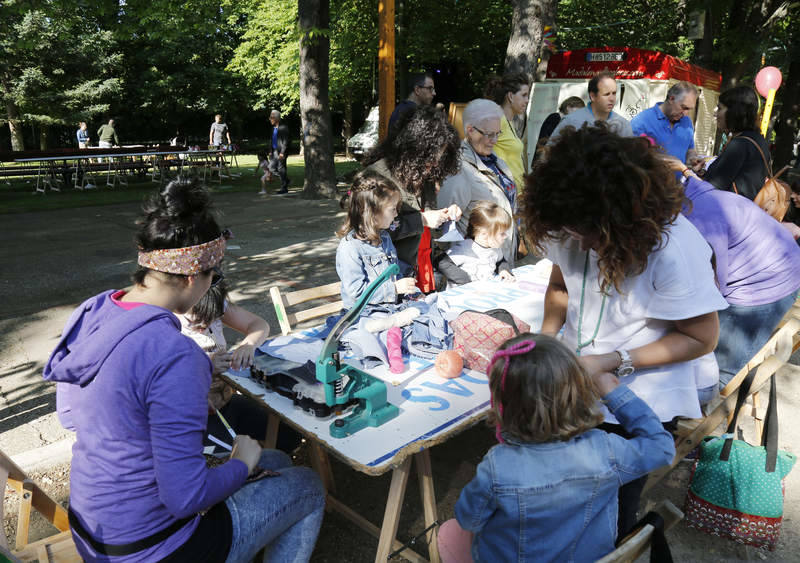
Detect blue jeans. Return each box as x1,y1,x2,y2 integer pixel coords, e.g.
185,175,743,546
225,450,325,563
715,291,798,388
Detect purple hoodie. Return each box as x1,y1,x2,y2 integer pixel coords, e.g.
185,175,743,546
682,177,800,306
44,290,247,562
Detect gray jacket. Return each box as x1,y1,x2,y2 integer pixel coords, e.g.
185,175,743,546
438,140,517,267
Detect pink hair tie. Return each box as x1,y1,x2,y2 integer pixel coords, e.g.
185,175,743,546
488,340,536,443
638,133,656,146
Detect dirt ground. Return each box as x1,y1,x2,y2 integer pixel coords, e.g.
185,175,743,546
3,184,800,561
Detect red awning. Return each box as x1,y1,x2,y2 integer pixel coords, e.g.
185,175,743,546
546,47,721,91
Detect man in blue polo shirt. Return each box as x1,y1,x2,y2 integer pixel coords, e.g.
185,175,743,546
632,81,702,170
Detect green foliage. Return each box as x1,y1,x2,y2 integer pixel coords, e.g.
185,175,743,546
0,0,121,131
227,0,514,114
225,0,301,114
557,0,694,59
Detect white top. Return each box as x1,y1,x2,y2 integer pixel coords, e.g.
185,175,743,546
546,214,728,422
178,301,228,353
446,239,503,284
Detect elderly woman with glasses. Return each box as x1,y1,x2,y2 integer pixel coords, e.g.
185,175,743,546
438,98,518,270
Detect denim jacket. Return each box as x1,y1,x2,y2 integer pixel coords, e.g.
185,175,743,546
454,385,675,563
336,230,400,309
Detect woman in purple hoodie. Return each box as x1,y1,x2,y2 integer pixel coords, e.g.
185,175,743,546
44,178,324,562
665,158,800,393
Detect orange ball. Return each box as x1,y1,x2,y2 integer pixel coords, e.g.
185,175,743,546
435,350,463,379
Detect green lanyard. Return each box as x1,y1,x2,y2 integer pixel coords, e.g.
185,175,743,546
575,251,607,356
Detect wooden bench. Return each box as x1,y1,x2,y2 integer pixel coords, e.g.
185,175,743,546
0,449,79,562
270,281,343,336
596,500,683,562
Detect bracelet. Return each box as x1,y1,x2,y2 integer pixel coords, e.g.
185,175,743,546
681,168,691,177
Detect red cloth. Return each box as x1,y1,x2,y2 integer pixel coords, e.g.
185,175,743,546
416,225,435,293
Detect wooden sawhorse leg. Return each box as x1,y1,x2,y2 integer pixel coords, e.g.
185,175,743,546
375,450,440,563
309,440,336,494
263,412,280,449
415,450,440,563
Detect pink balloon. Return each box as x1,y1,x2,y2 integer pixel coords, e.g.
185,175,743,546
755,67,783,97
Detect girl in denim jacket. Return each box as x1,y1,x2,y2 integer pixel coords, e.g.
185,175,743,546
336,170,419,309
438,333,675,562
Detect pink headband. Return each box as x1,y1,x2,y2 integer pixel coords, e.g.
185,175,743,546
488,339,537,443
137,233,227,276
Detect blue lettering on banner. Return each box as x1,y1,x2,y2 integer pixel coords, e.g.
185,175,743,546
459,372,488,385
400,389,450,411
420,379,474,397
461,297,502,310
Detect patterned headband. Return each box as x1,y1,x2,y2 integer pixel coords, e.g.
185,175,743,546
488,339,537,443
137,231,229,276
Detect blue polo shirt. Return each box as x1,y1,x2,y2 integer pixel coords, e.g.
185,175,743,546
631,103,694,161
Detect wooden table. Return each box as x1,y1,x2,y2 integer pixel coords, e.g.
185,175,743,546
14,148,228,193
223,262,551,562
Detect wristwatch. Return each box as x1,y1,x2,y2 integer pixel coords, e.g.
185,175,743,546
614,350,635,377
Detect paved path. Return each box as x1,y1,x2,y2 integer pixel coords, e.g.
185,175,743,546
3,186,800,560
0,189,344,457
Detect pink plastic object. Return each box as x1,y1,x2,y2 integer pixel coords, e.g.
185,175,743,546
387,327,405,374
755,66,782,98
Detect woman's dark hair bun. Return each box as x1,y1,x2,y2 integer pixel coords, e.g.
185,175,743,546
151,178,213,221
136,177,221,252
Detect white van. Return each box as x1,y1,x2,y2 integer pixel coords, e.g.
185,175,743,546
347,106,379,159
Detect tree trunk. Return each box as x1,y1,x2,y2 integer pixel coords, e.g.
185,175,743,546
298,0,337,199
396,0,407,102
4,99,25,151
39,126,49,150
692,10,713,69
505,0,557,84
773,55,799,170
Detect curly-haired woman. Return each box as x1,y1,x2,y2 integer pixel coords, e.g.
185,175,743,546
523,124,728,536
363,106,462,291
439,99,518,270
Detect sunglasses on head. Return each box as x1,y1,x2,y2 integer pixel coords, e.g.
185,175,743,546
209,265,225,288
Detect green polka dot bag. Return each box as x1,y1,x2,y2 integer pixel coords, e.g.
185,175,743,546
685,370,796,550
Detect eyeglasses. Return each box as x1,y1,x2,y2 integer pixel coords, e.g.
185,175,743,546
416,85,436,92
472,126,500,141
209,265,225,288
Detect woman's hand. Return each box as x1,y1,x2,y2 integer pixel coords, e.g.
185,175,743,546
209,351,232,375
781,221,800,240
445,204,462,222
231,435,261,474
421,208,450,228
578,352,620,377
498,270,515,282
395,277,419,295
229,343,256,370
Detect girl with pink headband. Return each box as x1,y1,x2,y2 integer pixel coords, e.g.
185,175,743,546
44,178,324,563
437,333,674,562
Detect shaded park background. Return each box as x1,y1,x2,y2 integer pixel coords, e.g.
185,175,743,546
1,0,798,179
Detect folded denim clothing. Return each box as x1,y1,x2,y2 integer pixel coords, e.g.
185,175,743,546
338,316,389,368
407,294,452,359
